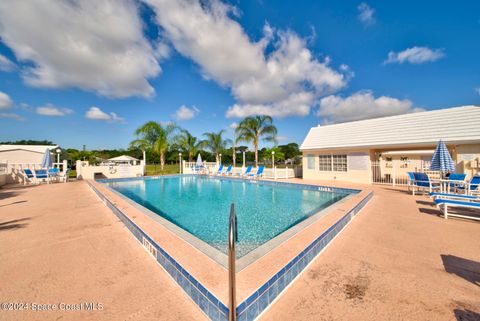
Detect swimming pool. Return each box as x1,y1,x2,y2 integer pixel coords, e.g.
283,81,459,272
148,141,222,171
104,175,352,259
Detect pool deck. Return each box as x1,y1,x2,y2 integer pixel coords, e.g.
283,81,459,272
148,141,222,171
1,179,479,320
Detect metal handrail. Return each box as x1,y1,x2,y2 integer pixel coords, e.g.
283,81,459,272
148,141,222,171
228,203,237,321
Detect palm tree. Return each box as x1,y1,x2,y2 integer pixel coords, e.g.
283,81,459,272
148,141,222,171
129,138,150,164
131,121,178,170
201,130,232,164
175,130,201,162
235,115,277,167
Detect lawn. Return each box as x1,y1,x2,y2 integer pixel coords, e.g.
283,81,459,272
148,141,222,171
145,164,180,176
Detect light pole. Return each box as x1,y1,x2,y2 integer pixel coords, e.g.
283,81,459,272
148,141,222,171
179,152,182,174
56,148,61,164
219,153,222,165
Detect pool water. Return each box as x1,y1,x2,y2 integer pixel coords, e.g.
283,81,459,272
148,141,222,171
105,176,350,257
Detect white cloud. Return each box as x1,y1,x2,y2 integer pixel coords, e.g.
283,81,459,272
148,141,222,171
384,47,445,65
357,3,375,26
475,87,480,95
0,112,24,121
145,0,348,118
172,105,200,121
0,91,13,109
226,91,314,118
36,104,73,116
0,54,15,71
85,106,125,123
229,122,238,129
0,0,162,98
317,91,424,123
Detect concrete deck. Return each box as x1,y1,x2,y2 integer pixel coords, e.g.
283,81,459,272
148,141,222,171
0,181,207,321
1,180,479,321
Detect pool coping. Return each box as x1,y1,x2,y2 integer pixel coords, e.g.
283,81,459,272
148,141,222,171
99,174,356,271
89,176,373,321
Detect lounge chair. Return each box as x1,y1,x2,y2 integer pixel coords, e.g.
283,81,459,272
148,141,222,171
222,165,232,176
247,166,264,179
452,176,480,195
429,192,479,201
215,164,224,175
412,172,441,195
238,166,252,177
434,198,480,221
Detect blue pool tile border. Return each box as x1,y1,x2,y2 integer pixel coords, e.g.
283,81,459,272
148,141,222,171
235,190,374,321
90,177,372,321
87,181,229,321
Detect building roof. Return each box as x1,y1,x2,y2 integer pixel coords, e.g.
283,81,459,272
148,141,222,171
108,155,139,162
0,144,59,153
300,105,480,150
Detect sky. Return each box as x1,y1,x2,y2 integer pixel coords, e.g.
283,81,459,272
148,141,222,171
0,0,479,150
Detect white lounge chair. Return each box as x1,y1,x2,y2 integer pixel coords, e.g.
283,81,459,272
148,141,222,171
434,198,480,221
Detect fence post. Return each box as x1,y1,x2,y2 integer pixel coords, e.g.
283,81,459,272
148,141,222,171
392,162,396,187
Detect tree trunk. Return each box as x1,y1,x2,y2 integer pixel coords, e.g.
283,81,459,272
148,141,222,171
215,153,219,164
232,146,236,167
254,142,258,167
160,152,165,170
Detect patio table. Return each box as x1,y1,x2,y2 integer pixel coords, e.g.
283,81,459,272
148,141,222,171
431,179,468,193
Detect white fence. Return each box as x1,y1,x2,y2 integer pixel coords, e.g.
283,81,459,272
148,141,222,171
182,161,297,179
371,160,441,186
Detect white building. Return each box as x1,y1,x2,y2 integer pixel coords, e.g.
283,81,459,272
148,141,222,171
300,105,480,184
0,144,59,165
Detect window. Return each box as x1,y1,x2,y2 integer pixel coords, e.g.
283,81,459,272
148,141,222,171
332,155,347,172
307,154,315,169
318,155,332,171
318,154,347,172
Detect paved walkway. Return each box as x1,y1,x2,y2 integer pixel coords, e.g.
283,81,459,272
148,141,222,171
261,185,480,321
1,181,479,321
0,181,207,321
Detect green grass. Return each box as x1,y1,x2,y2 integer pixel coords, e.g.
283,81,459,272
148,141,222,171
145,164,180,176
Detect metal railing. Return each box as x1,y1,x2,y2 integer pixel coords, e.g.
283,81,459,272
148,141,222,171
228,203,237,321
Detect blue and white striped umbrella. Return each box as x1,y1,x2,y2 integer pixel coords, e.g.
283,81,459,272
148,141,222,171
41,148,53,169
430,140,455,172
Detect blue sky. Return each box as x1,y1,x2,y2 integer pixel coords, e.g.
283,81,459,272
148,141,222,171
0,0,479,149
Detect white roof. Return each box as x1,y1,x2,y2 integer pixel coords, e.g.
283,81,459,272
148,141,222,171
0,144,58,153
300,105,480,150
108,155,139,161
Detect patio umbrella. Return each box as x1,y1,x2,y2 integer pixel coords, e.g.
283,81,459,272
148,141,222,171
430,140,455,173
41,148,53,169
196,153,203,167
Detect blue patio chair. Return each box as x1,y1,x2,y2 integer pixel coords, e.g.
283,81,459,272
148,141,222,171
407,172,415,193
223,165,232,176
447,173,467,192
22,169,37,185
412,172,440,195
215,164,224,175
454,176,480,195
238,166,252,177
248,166,264,179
